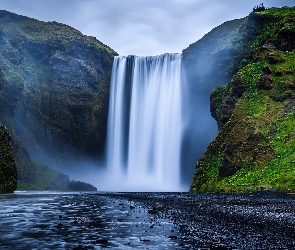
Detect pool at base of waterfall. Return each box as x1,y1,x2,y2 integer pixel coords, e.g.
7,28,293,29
1,191,295,249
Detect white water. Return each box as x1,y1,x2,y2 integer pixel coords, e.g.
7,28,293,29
105,53,184,191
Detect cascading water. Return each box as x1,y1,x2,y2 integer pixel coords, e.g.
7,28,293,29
105,53,184,191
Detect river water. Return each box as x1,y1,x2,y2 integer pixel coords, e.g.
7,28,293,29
0,191,183,250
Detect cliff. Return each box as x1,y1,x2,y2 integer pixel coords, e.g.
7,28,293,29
0,123,17,193
0,10,117,188
190,7,295,192
181,7,265,182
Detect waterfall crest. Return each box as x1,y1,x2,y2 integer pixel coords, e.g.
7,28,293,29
106,53,184,191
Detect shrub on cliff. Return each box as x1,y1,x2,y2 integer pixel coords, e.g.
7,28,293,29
253,3,266,13
68,180,97,191
0,124,17,193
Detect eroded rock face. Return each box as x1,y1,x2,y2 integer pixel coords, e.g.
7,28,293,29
0,10,117,172
0,124,17,193
182,14,263,99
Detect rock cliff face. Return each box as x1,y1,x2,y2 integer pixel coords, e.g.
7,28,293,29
0,10,117,187
0,123,17,193
182,14,264,99
181,10,265,182
190,7,295,192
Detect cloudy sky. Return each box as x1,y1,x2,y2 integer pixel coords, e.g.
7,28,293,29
0,0,294,56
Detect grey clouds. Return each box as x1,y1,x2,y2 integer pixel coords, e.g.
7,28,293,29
0,0,294,55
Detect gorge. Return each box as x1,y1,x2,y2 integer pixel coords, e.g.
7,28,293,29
0,6,295,194
1,4,295,250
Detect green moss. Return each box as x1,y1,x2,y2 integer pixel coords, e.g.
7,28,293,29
0,124,17,193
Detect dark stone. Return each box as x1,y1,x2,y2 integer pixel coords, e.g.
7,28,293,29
262,42,276,51
57,223,64,228
152,202,164,211
278,26,295,51
96,238,108,244
266,53,286,64
148,209,158,215
262,66,272,75
288,82,295,90
257,73,274,90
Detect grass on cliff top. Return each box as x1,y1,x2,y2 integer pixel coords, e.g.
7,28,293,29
250,7,295,53
0,13,117,56
256,6,295,19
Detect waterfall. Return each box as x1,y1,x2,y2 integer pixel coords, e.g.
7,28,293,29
105,53,184,191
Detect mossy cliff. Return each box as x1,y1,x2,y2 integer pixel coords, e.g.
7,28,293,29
0,10,117,188
181,9,268,181
190,7,295,193
0,123,17,193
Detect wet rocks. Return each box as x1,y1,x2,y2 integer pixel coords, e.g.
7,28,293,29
148,201,164,214
96,238,108,244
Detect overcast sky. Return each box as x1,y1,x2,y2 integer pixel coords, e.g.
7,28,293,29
0,0,294,56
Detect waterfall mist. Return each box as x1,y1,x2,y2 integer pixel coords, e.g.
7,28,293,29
101,54,185,191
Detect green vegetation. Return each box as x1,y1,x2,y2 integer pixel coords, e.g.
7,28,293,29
0,124,17,193
191,7,295,193
68,180,97,191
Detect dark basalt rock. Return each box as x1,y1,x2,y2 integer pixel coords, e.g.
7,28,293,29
266,53,286,64
96,238,108,244
262,65,272,75
257,73,274,90
262,42,276,51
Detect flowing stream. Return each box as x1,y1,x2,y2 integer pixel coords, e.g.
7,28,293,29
106,54,184,191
